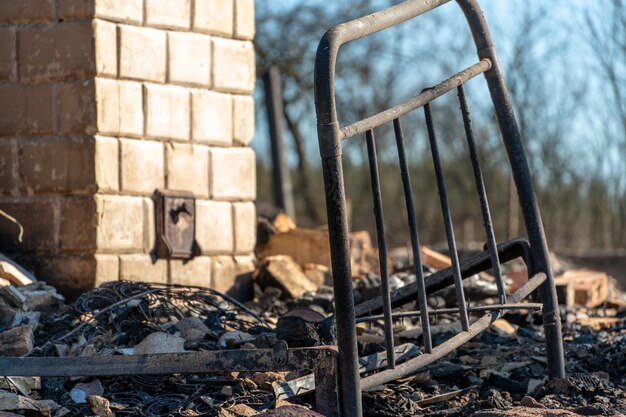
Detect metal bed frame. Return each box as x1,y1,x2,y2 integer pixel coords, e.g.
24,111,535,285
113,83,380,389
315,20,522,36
314,1,565,415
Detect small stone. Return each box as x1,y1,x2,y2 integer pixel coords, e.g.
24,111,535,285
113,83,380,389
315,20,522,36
175,316,210,333
0,297,16,327
87,395,115,417
80,344,98,357
519,396,546,409
255,255,319,299
243,378,258,390
17,282,64,313
0,286,26,309
133,332,185,354
252,372,287,391
70,380,104,404
228,404,257,416
220,386,233,396
276,316,320,348
0,390,60,413
251,333,275,349
218,331,255,349
55,344,70,357
10,311,40,328
0,325,34,356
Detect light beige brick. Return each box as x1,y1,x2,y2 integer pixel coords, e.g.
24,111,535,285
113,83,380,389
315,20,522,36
0,84,54,136
211,255,254,294
145,84,190,140
233,95,255,146
94,79,143,136
209,148,255,200
58,0,95,20
0,198,58,252
120,139,164,194
193,0,233,36
212,38,255,94
95,254,119,286
233,202,255,253
95,0,142,24
119,25,166,82
95,78,119,135
95,195,143,250
168,32,211,87
119,255,167,284
0,140,18,196
234,0,255,40
196,200,233,254
145,0,191,30
191,90,232,145
94,136,119,192
142,197,155,253
20,138,95,194
59,80,97,135
166,143,209,197
118,81,143,137
18,23,94,83
94,19,117,76
0,28,15,81
169,257,212,287
59,197,96,251
0,0,53,23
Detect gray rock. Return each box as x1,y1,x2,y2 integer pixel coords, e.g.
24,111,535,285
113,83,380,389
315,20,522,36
218,331,255,349
133,332,185,355
175,317,210,341
174,317,209,333
17,282,64,313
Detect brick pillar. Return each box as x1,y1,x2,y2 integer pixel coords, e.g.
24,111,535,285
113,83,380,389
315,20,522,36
0,0,256,296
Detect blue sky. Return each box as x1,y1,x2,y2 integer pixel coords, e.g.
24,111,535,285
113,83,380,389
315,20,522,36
252,0,618,175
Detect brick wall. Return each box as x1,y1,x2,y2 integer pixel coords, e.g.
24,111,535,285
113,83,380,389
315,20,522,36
0,0,256,296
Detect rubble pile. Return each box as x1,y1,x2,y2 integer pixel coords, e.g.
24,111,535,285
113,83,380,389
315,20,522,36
0,281,308,416
360,305,626,416
0,217,624,416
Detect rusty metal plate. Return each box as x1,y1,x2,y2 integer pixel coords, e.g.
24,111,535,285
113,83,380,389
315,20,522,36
154,189,195,259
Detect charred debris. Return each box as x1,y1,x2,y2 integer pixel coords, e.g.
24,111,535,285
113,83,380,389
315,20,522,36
0,211,624,417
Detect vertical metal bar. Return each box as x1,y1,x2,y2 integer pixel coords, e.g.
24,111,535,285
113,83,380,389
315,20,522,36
263,66,296,220
457,84,506,304
315,349,340,417
393,118,433,353
321,154,362,417
315,33,362,417
456,0,565,379
365,129,396,369
423,103,470,331
507,175,520,240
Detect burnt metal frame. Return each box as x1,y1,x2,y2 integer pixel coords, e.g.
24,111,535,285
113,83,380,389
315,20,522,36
314,0,565,415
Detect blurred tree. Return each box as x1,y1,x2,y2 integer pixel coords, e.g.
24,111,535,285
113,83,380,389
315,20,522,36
254,0,624,252
583,0,626,248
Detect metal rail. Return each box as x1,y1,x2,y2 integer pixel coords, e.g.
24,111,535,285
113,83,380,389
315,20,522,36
314,0,565,415
0,346,340,417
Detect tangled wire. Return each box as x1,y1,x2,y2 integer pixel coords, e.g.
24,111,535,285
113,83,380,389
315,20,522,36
29,282,279,417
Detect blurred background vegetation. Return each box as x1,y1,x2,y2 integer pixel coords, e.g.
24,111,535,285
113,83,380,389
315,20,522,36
252,0,625,255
